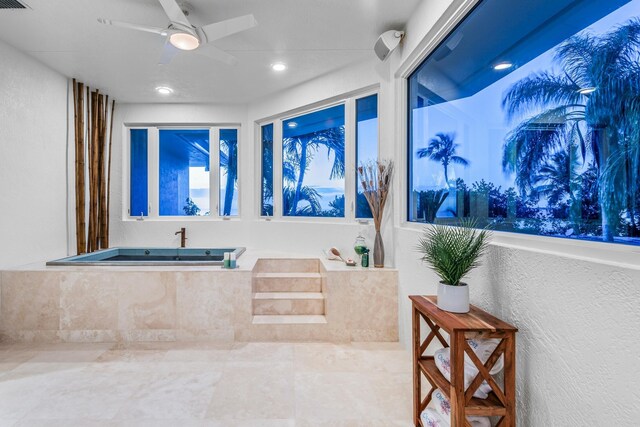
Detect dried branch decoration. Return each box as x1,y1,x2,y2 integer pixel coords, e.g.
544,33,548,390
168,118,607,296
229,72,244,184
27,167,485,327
358,160,394,232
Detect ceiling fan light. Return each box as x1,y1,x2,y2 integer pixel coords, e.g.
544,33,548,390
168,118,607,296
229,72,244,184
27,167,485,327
169,32,200,50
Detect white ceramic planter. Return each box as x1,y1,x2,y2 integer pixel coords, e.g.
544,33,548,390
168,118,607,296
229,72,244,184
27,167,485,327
437,282,470,313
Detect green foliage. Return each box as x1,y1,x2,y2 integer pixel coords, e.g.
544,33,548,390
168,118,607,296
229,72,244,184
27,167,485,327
417,219,490,286
416,189,449,223
417,132,469,185
502,18,640,241
283,127,345,216
183,198,200,216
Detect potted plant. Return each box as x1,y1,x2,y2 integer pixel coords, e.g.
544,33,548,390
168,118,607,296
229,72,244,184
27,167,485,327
417,219,490,313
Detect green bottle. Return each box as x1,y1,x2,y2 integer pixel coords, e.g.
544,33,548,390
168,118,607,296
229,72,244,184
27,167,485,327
361,249,369,268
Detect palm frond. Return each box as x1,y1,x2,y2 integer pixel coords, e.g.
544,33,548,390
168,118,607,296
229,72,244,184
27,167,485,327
416,219,491,286
450,156,470,166
502,72,583,122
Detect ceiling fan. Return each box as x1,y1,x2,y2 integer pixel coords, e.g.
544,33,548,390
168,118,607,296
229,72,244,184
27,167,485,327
97,0,257,65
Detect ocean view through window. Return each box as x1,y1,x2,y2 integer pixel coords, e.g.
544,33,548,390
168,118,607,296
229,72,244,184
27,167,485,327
408,0,640,245
282,105,346,217
356,94,378,218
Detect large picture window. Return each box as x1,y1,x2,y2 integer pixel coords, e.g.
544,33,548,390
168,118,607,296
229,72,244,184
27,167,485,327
283,105,345,217
408,0,640,245
260,91,378,221
128,126,240,218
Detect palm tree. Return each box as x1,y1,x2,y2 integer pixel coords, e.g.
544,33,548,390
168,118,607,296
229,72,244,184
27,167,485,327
502,19,640,241
261,126,274,216
417,132,469,186
532,151,573,206
531,146,583,229
282,186,322,216
219,133,238,216
283,126,345,215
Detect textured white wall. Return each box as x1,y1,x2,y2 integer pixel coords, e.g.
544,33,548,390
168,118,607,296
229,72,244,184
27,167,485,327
392,0,640,425
395,227,640,425
0,39,68,269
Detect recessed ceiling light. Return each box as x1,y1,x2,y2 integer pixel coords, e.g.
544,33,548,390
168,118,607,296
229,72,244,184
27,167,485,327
287,122,298,128
578,87,597,95
493,62,514,71
155,86,173,95
271,62,287,72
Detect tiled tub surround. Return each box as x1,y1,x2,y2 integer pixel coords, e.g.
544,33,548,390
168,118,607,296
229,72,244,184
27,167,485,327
0,254,398,343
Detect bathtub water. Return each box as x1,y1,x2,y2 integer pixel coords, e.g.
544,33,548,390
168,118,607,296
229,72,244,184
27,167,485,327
46,247,245,266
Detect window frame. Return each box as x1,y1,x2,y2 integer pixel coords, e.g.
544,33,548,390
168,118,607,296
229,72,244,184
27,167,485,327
355,93,379,219
124,124,242,221
396,0,640,265
256,87,380,223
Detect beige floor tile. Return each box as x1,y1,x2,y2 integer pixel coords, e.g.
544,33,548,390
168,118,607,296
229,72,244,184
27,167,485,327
95,349,168,363
12,421,119,427
295,421,412,427
115,371,222,420
294,342,412,374
294,372,382,420
206,363,295,420
22,371,144,420
228,342,294,364
0,341,411,425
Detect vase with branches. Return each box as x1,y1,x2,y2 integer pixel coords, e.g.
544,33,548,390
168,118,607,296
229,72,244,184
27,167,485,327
358,160,394,267
416,218,490,313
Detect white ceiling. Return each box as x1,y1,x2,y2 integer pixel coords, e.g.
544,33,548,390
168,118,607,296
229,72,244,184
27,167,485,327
0,0,420,103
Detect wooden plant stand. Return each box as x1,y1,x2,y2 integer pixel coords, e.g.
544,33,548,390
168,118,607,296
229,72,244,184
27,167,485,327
410,295,518,426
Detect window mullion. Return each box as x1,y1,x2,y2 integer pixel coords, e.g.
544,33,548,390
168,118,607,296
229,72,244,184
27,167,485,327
148,127,160,219
211,127,220,218
345,98,356,221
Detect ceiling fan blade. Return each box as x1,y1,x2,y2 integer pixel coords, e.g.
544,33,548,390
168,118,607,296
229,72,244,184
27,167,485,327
159,39,181,65
98,18,166,35
157,0,192,28
195,44,238,66
199,14,258,42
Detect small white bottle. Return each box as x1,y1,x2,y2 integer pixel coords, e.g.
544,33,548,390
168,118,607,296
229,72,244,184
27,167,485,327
230,252,237,269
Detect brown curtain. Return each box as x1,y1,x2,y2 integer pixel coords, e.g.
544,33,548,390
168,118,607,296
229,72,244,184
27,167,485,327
72,79,115,254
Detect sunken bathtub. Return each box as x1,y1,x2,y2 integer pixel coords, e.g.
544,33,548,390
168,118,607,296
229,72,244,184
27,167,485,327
47,247,245,266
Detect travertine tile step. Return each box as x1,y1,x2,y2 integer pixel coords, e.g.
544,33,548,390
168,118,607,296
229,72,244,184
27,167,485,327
252,315,328,325
254,292,324,299
253,273,322,292
253,258,320,273
253,292,325,315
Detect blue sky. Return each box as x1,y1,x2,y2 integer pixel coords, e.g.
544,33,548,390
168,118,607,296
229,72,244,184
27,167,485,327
411,0,640,192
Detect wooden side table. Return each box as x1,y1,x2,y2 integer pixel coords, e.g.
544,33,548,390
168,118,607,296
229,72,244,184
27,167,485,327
410,295,518,427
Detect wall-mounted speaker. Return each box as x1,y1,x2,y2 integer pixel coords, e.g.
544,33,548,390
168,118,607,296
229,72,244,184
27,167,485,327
374,30,405,61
